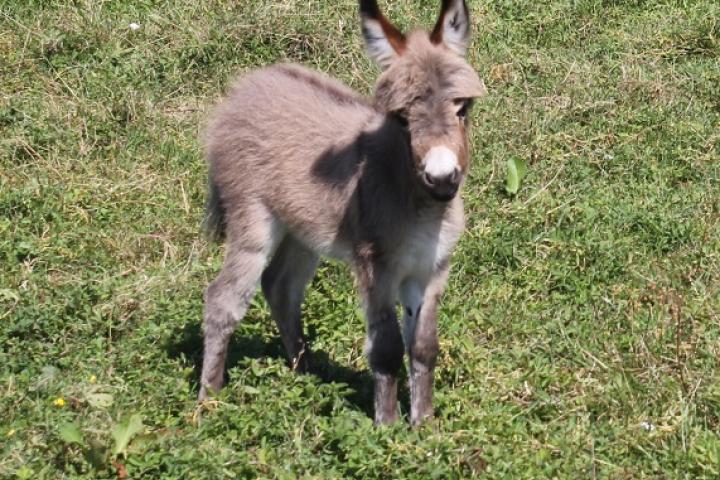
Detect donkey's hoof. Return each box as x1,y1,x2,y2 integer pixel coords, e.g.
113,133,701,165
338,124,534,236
374,410,400,426
291,348,312,373
410,412,435,428
197,382,221,403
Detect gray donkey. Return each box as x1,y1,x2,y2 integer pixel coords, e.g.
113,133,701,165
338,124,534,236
199,0,486,425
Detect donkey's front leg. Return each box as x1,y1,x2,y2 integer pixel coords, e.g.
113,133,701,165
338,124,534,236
367,304,404,424
401,267,448,426
360,271,404,425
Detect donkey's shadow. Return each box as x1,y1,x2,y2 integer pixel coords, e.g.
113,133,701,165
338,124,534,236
166,323,409,418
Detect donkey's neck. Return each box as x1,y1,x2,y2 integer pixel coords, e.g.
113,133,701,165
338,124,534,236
359,114,450,219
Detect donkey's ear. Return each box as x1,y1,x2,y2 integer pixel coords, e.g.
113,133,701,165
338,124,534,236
359,0,406,70
430,0,471,56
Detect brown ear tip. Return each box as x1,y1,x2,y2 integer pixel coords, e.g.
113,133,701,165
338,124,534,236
359,0,381,17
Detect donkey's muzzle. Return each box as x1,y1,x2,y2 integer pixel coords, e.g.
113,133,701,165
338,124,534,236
421,146,461,201
422,170,460,201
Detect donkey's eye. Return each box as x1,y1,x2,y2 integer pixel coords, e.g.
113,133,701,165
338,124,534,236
456,99,474,119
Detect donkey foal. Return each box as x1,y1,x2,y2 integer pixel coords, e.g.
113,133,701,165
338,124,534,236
199,0,486,425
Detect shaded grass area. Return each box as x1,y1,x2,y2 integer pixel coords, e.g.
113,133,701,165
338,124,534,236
1,0,719,478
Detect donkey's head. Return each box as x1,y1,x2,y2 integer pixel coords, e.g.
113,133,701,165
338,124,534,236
360,0,486,201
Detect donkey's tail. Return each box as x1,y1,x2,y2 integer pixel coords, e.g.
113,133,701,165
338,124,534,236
203,176,226,242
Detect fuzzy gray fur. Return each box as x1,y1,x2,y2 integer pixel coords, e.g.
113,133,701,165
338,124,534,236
198,1,485,426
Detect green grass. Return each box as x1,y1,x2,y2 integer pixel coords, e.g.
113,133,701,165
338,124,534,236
1,0,719,478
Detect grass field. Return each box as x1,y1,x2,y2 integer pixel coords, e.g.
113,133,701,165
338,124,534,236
2,0,719,478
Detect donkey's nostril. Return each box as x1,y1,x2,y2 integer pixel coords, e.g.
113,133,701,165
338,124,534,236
424,171,436,186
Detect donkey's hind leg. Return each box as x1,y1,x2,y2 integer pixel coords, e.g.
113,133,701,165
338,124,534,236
261,236,319,372
199,209,280,401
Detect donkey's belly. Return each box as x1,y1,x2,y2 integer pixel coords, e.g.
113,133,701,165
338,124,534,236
272,212,354,263
298,231,354,263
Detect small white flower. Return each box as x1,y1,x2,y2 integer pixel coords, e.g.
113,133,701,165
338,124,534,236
129,22,140,31
603,153,614,161
640,421,656,431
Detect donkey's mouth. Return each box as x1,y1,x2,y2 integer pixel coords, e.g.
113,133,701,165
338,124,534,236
427,185,459,202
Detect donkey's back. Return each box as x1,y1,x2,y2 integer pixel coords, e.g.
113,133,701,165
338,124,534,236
206,64,374,181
